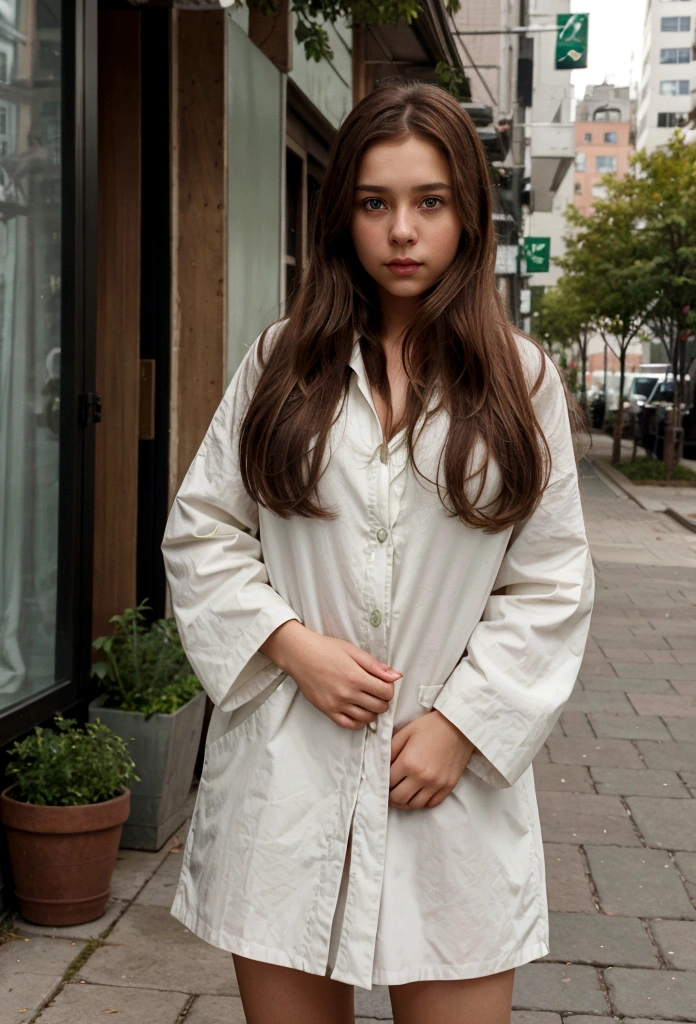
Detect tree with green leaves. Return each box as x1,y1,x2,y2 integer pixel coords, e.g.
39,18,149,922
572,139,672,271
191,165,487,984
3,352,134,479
533,275,594,410
557,193,652,465
608,135,696,473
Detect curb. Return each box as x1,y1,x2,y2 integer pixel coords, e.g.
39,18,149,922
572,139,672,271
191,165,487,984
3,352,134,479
589,455,696,535
588,456,665,512
664,506,696,535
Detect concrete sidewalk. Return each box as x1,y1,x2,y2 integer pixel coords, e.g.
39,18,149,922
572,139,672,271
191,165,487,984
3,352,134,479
2,463,696,1022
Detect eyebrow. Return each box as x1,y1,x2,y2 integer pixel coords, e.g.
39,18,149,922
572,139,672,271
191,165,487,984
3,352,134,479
355,182,452,193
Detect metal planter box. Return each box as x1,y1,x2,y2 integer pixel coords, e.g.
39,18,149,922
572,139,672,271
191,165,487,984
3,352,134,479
89,690,206,851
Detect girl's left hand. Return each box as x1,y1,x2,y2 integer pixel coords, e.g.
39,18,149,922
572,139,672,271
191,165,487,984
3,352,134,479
389,711,475,810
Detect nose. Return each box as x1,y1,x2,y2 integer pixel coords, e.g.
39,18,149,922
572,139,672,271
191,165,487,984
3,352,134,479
389,204,417,247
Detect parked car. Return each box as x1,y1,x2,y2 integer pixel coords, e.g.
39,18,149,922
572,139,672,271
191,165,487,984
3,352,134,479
638,373,696,460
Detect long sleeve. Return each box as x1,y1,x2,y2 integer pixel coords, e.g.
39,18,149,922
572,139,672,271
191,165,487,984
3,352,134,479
162,333,300,713
433,356,594,788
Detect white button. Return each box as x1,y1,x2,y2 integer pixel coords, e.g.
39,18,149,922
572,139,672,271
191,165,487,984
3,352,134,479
376,527,388,544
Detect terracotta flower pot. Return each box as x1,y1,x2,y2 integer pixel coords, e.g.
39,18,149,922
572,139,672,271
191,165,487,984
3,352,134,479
0,785,131,926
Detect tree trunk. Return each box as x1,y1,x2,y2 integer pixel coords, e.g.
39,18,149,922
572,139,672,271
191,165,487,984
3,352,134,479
580,332,588,413
611,345,627,466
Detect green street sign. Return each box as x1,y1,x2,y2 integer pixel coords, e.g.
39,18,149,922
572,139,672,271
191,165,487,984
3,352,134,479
522,237,551,273
556,13,589,70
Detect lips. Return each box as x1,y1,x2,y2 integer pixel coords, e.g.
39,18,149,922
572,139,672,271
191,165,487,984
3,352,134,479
386,259,422,276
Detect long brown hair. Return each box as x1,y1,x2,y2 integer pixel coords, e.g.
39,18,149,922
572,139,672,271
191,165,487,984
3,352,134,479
239,80,552,532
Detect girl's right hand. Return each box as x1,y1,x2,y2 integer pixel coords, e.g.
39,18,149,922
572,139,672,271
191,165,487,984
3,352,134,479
260,620,401,729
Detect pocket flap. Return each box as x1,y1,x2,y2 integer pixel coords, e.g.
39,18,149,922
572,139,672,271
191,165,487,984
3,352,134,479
418,684,444,710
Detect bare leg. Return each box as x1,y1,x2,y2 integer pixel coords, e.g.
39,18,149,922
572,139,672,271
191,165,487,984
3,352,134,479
389,969,514,1024
233,954,355,1024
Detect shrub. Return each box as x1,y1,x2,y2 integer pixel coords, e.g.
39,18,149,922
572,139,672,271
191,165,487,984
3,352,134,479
617,458,696,482
6,715,138,806
92,602,200,717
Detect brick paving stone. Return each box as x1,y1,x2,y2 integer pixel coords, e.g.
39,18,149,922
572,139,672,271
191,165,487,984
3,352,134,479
602,649,652,663
110,844,174,902
533,764,595,793
547,736,644,770
672,681,696,697
648,651,679,665
511,1015,562,1024
565,692,635,714
605,967,696,1020
628,694,696,718
534,746,551,764
681,771,696,795
0,936,84,1024
77,905,239,995
585,846,696,919
601,638,671,651
355,986,393,1018
616,664,696,681
674,851,696,901
581,675,676,693
543,912,658,967
590,714,671,741
511,963,608,1014
664,719,696,743
674,651,696,664
184,996,247,1024
621,1020,687,1024
668,636,696,649
537,792,639,846
37,983,189,1024
627,796,696,851
637,742,696,772
543,843,596,913
135,850,182,908
651,920,696,970
559,710,595,738
590,767,691,798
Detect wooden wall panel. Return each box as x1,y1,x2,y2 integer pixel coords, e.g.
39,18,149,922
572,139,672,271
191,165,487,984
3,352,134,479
170,10,227,502
93,11,141,639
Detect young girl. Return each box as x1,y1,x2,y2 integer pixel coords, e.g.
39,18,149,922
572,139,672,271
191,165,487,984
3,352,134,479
162,81,594,1024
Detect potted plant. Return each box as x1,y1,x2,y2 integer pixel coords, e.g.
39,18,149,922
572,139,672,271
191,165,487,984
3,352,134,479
89,602,205,851
0,715,137,926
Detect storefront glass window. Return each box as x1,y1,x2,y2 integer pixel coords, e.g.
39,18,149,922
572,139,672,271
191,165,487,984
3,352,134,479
0,0,62,712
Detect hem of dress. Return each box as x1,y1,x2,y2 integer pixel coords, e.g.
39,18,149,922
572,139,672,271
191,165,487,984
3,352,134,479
172,898,548,991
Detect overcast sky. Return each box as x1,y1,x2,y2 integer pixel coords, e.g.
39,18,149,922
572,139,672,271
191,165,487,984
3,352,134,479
569,0,647,100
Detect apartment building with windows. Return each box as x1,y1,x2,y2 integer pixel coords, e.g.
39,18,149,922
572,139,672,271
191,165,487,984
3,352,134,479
574,84,635,215
638,0,696,151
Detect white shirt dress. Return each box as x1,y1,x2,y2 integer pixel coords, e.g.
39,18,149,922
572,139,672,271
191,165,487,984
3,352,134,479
162,327,594,990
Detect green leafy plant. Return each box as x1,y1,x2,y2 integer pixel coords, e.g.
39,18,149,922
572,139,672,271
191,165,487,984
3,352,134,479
92,602,200,717
617,458,696,483
247,0,462,68
6,715,138,807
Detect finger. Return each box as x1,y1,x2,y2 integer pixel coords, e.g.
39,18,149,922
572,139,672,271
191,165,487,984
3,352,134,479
389,778,421,808
357,672,396,702
345,704,377,724
353,692,391,714
334,713,367,730
425,787,451,808
390,724,411,762
407,786,439,810
350,647,402,682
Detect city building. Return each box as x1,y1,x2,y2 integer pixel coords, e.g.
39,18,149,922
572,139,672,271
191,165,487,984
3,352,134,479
574,84,635,216
0,0,463,913
522,0,575,328
638,0,696,152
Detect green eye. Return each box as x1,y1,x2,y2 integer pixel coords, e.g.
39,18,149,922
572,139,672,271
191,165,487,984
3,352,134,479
422,196,442,209
366,198,384,211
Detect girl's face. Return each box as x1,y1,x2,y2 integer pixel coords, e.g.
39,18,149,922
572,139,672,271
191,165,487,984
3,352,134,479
351,135,463,305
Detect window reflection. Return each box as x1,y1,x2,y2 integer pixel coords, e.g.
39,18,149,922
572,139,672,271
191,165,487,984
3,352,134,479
0,0,62,711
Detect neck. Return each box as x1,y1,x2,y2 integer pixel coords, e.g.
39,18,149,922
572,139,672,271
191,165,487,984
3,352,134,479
377,286,420,352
